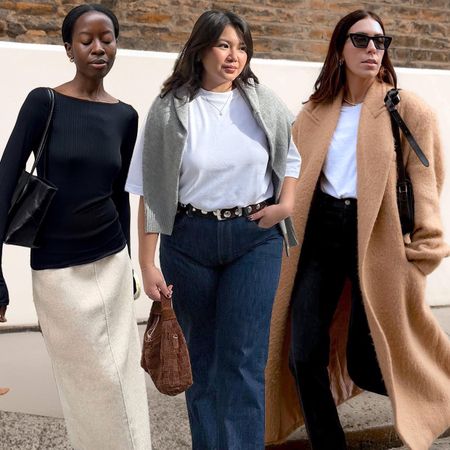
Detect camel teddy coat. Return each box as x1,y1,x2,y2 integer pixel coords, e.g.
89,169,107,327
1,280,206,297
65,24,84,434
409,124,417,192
265,80,450,450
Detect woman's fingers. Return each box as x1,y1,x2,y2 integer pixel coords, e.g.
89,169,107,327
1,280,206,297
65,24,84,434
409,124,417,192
248,209,265,221
147,283,172,302
157,282,172,298
147,285,163,302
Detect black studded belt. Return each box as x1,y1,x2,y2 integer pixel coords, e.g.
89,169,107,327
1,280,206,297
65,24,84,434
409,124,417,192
178,200,270,221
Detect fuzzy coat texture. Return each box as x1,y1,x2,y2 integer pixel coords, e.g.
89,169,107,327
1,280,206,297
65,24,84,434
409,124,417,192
265,80,450,450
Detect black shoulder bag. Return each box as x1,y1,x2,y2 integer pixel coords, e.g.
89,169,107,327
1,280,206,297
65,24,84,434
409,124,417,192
4,88,58,248
384,88,429,235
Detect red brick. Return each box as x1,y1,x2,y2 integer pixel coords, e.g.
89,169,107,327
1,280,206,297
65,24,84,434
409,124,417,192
127,12,171,25
0,1,448,69
0,2,16,10
15,2,54,15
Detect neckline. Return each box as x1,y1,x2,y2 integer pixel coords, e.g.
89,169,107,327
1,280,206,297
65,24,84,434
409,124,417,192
199,88,235,97
52,89,121,105
343,97,363,106
342,102,362,109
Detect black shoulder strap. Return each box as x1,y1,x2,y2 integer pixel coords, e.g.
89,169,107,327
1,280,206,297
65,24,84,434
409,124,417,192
384,89,429,167
29,88,55,176
388,111,407,184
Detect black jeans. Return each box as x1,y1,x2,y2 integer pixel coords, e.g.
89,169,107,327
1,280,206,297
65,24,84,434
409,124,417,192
289,191,385,450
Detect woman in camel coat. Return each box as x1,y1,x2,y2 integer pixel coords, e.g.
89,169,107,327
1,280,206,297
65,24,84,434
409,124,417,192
265,9,450,450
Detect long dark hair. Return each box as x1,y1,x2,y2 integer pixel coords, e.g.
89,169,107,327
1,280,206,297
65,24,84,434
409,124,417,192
62,3,119,44
161,10,259,99
310,9,396,103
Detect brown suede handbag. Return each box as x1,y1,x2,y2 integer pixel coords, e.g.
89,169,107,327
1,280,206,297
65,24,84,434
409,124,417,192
141,293,193,396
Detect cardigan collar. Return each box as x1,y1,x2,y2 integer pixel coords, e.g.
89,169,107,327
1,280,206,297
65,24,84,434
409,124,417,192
172,88,189,132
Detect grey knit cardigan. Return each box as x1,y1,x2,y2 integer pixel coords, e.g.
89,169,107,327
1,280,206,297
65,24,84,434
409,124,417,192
142,78,298,250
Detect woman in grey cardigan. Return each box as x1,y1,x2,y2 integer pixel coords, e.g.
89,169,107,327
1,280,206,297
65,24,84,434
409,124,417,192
126,10,300,450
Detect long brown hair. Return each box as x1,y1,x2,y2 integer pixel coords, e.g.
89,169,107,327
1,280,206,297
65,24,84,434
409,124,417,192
161,10,258,99
310,10,396,103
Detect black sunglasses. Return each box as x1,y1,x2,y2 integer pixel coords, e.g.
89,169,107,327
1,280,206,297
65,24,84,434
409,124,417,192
347,33,392,50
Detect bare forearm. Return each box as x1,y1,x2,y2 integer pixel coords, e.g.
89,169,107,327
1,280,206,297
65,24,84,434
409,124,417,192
138,196,158,269
277,176,298,216
137,196,171,300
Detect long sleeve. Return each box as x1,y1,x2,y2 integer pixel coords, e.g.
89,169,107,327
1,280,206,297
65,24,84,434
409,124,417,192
112,109,138,257
0,88,52,306
402,96,450,275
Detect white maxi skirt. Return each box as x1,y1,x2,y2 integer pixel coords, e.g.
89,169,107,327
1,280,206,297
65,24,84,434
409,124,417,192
32,248,151,450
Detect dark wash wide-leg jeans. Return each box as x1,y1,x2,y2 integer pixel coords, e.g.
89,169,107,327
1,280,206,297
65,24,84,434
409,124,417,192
289,191,385,450
160,213,283,450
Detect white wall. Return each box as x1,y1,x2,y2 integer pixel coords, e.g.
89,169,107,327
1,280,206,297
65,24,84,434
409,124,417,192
1,41,449,327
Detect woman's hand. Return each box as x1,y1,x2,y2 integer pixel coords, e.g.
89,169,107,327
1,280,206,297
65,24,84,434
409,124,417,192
0,305,7,323
249,203,293,229
141,265,172,302
250,177,297,229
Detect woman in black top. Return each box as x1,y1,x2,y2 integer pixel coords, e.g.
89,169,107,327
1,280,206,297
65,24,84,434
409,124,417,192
0,5,151,449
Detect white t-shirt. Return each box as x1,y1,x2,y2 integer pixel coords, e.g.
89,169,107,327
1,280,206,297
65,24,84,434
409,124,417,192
320,103,362,199
126,88,301,210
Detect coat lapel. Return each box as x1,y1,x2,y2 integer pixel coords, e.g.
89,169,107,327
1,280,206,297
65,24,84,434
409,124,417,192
356,81,395,266
298,82,395,267
291,92,345,238
307,91,346,172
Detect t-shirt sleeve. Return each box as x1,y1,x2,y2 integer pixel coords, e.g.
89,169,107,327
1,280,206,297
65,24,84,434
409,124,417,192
0,87,52,306
125,109,148,196
285,137,301,178
112,107,138,256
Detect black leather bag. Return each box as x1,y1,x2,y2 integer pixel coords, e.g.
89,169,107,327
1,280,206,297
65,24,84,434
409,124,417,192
4,88,57,248
384,89,429,235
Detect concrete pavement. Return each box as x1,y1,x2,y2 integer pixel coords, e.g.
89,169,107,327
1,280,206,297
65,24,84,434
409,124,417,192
0,386,190,450
2,391,449,449
269,305,450,449
0,306,449,449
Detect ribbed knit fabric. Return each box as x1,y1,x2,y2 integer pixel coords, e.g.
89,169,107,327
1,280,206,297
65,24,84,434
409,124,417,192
0,87,138,306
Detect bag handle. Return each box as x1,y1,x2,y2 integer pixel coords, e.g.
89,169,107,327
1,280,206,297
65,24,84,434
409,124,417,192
29,88,55,176
160,292,176,320
387,104,408,185
9,88,55,209
384,89,429,167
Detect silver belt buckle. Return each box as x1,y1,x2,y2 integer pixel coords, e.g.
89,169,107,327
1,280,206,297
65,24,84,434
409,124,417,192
215,208,241,220
214,209,226,221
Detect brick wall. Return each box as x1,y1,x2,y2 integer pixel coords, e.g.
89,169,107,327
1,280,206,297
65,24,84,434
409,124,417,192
0,0,449,69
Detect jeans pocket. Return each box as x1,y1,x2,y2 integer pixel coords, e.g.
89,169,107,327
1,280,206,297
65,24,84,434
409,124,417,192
248,218,273,231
